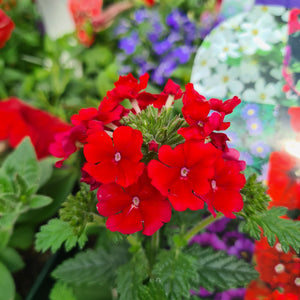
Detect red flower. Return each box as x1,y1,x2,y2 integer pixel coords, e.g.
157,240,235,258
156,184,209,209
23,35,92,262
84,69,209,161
288,106,300,134
152,79,183,109
143,0,155,6
201,158,245,218
265,290,299,300
178,84,231,141
245,280,272,300
0,98,71,159
148,140,221,211
209,96,241,115
97,168,171,235
288,9,300,35
83,126,144,187
267,150,300,210
0,8,14,49
68,0,102,46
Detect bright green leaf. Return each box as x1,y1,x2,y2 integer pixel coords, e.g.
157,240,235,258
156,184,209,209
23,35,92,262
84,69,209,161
0,247,24,273
50,282,76,300
0,262,15,300
29,195,52,209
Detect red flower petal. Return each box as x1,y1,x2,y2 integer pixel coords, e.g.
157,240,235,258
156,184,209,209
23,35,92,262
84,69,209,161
84,131,114,163
106,206,143,234
113,126,143,162
116,159,144,187
83,161,117,184
158,144,185,167
97,183,131,216
188,166,215,195
148,159,179,195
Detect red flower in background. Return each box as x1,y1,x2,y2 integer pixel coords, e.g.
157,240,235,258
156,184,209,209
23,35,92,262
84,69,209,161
148,140,221,211
288,9,300,35
68,0,102,46
267,150,300,210
0,98,71,159
0,8,14,48
288,106,300,135
143,0,155,6
83,126,144,187
97,169,171,235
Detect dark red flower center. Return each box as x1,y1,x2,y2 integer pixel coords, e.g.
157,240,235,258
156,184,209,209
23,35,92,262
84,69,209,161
114,152,121,162
180,167,189,177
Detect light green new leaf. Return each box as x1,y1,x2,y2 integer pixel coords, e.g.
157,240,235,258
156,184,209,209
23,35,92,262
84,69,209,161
0,247,24,273
35,219,87,253
0,262,15,300
2,138,39,190
186,245,258,292
29,195,52,209
50,282,76,300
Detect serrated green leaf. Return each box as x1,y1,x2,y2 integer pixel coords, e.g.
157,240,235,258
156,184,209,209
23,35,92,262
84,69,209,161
116,250,148,300
186,245,258,292
2,138,39,190
29,195,52,209
50,282,76,300
0,247,24,273
152,250,199,300
0,261,15,300
52,245,130,286
35,219,87,253
240,207,300,253
138,279,168,300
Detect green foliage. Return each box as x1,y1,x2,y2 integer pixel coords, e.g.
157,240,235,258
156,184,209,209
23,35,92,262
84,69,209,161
50,282,77,300
0,138,53,248
35,219,87,253
138,280,168,300
186,245,258,292
116,249,149,300
152,250,199,300
59,184,99,236
0,247,24,273
52,244,130,287
239,174,271,217
239,206,300,253
122,106,186,162
0,262,15,300
238,174,300,253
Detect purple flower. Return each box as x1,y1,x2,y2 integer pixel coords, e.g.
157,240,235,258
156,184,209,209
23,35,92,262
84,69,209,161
190,232,227,251
246,118,263,135
114,19,131,35
153,39,172,55
119,32,139,55
239,152,254,165
152,57,177,85
207,217,230,233
241,103,259,119
172,45,194,64
250,141,271,158
166,9,187,30
225,131,239,147
215,288,246,300
134,9,149,24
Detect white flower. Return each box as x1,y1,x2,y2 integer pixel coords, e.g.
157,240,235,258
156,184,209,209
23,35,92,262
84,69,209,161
239,57,260,83
239,14,278,55
243,78,278,104
210,31,240,62
190,47,218,82
198,65,243,99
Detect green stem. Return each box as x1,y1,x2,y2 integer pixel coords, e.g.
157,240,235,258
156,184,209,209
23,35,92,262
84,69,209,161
183,212,223,243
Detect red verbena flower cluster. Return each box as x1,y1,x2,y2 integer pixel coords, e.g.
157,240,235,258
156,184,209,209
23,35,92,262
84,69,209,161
50,73,246,235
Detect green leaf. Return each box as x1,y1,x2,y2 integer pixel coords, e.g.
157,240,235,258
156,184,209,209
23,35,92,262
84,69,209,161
50,282,76,300
29,195,52,209
186,245,258,292
116,250,148,300
35,219,87,253
152,250,199,300
0,247,24,273
37,157,54,188
0,262,15,300
8,224,35,250
138,279,168,300
2,138,39,190
239,207,300,253
52,245,130,286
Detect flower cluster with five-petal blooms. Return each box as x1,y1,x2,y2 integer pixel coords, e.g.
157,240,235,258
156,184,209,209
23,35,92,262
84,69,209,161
50,73,246,235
